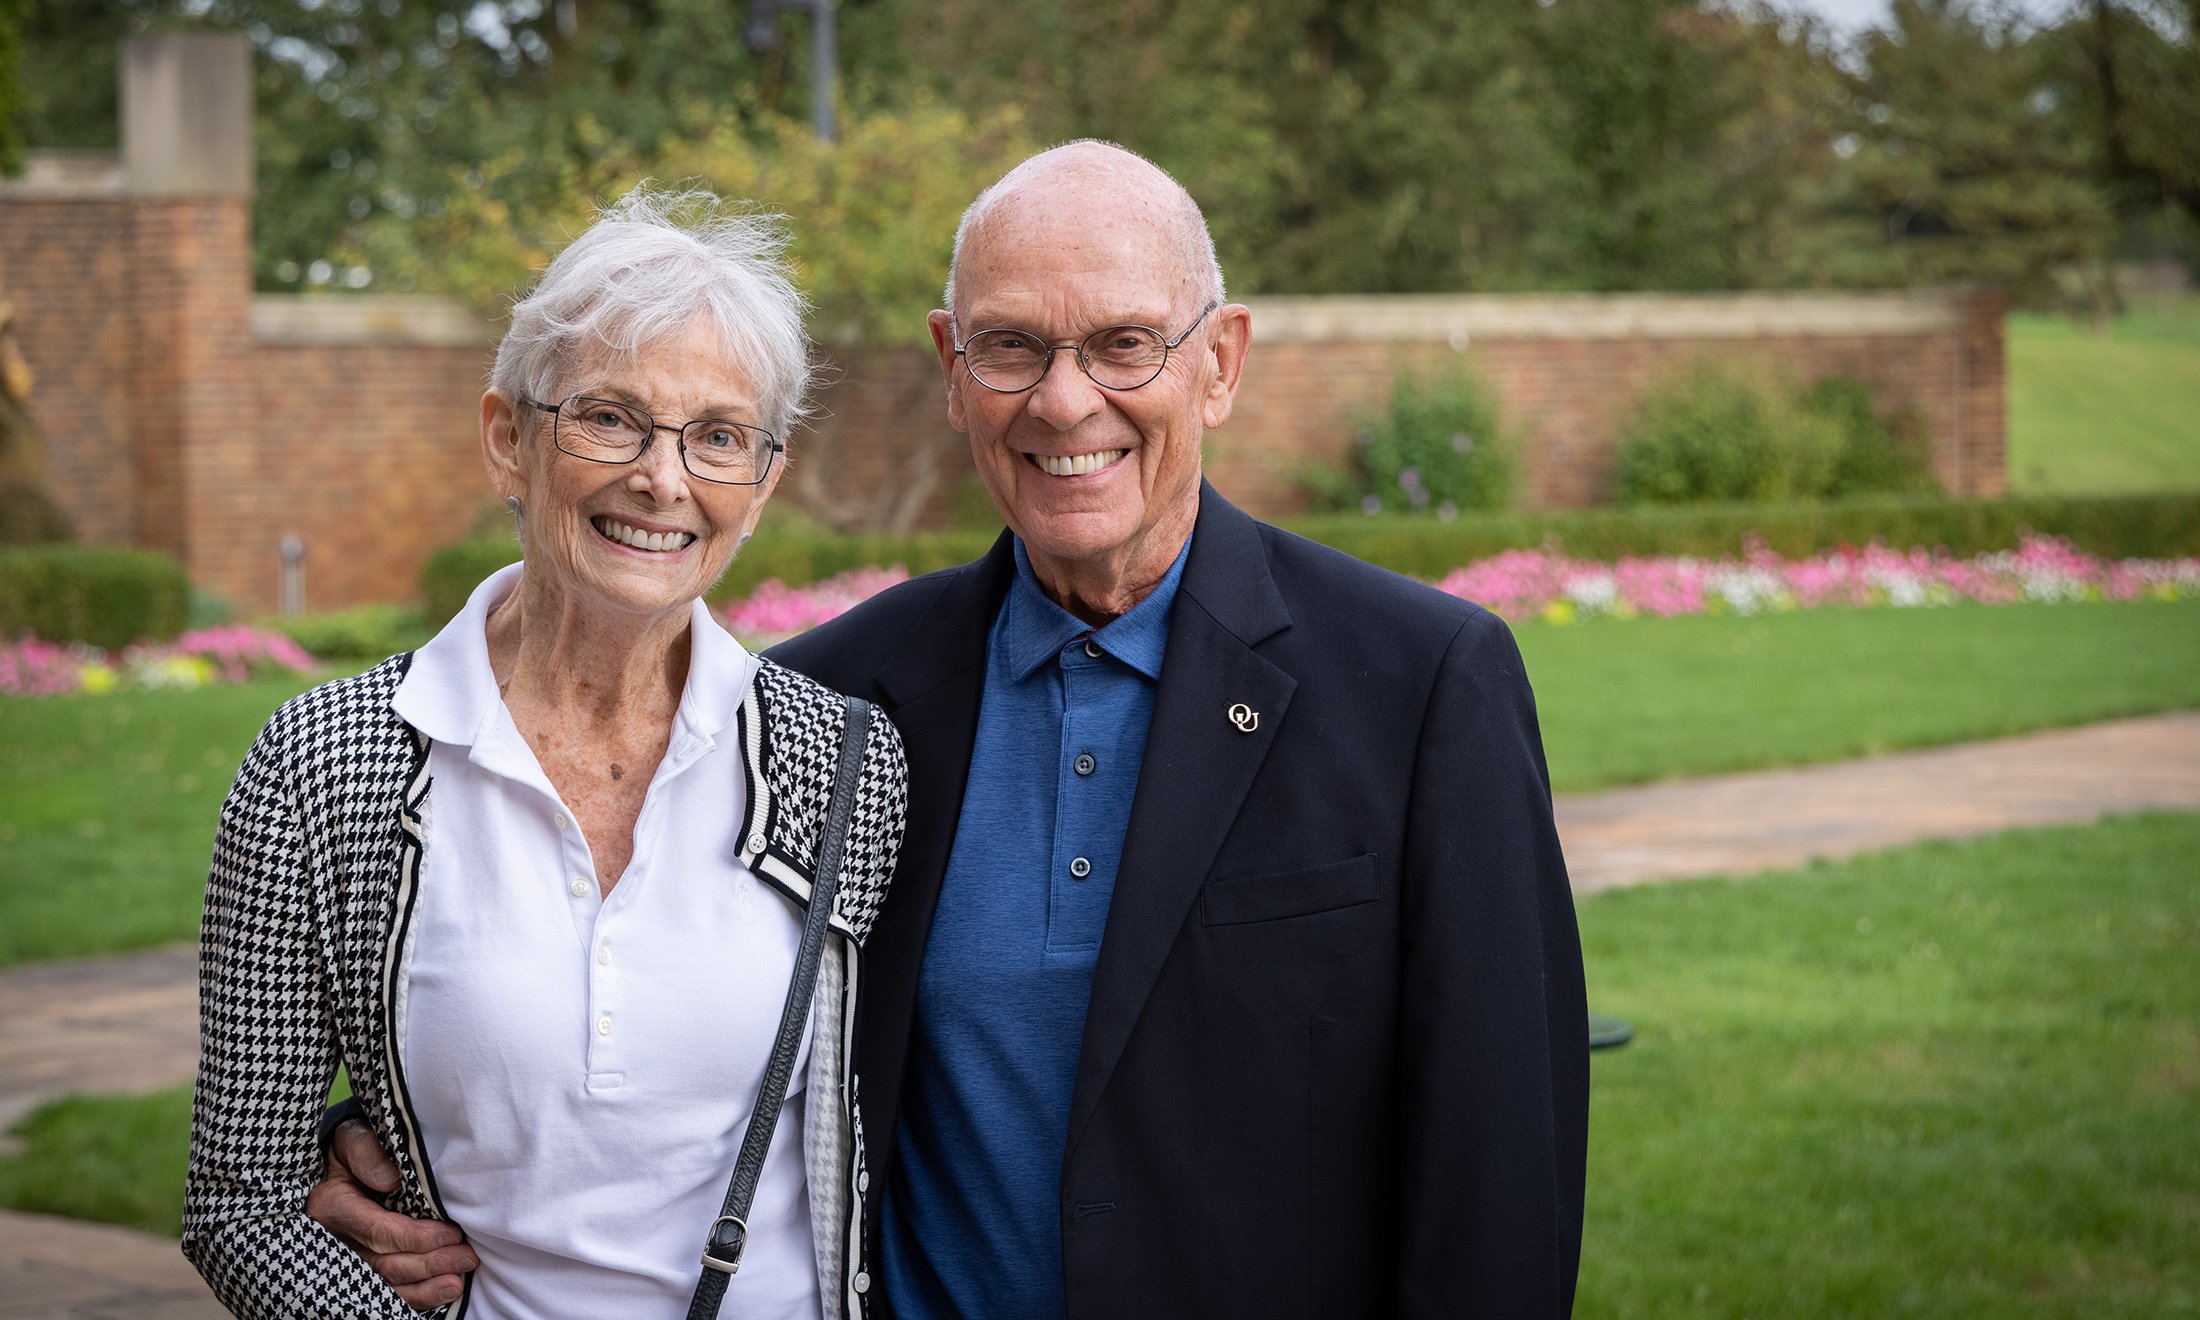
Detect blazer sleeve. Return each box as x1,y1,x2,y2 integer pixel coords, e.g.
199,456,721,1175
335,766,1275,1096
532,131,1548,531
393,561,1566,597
1395,609,1590,1317
182,716,427,1319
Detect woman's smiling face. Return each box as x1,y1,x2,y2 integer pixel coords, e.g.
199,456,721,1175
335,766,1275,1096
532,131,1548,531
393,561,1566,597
485,317,782,622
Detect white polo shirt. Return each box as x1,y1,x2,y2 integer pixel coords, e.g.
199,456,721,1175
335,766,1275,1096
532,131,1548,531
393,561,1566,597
392,565,820,1319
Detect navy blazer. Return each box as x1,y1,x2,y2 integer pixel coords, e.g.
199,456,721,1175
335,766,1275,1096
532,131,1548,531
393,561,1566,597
769,482,1588,1319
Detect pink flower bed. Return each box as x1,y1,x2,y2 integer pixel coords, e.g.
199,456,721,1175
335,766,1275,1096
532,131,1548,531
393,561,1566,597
0,625,317,697
717,536,2200,644
1432,535,2200,623
720,565,911,645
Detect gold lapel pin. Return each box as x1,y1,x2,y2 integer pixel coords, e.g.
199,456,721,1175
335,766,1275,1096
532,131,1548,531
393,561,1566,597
1228,703,1259,733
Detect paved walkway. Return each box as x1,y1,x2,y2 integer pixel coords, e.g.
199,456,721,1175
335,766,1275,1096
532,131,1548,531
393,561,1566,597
3,710,2197,1315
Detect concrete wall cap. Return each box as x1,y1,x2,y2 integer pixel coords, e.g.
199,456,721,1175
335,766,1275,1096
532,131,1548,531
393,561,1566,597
253,295,494,348
1240,290,1972,343
0,152,128,199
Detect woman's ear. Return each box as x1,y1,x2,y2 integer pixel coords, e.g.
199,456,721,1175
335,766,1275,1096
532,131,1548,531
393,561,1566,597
481,391,528,502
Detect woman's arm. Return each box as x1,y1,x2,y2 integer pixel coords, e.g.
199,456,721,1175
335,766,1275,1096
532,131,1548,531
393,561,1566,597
183,715,428,1319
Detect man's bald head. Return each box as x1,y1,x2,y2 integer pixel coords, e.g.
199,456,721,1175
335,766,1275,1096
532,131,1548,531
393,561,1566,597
943,140,1225,323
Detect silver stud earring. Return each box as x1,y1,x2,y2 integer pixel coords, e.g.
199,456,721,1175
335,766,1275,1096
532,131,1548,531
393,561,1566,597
505,495,523,515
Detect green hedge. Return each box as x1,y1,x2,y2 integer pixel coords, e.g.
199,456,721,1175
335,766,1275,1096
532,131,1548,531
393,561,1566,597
420,492,2200,617
266,603,431,661
1285,492,2200,574
0,545,190,649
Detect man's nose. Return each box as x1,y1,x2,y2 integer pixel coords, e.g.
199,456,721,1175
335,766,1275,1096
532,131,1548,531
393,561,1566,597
1026,348,1105,429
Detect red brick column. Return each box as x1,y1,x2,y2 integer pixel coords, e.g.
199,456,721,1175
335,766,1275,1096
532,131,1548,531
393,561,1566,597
1953,290,2008,497
128,200,255,586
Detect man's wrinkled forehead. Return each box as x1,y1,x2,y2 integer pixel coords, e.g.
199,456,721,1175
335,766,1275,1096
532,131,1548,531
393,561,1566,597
952,148,1208,317
954,190,1205,319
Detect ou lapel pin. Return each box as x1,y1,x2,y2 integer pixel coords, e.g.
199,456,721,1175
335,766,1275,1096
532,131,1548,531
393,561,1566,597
1227,703,1259,734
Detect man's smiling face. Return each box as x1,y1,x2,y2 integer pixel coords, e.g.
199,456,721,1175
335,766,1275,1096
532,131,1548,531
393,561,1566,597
929,150,1248,614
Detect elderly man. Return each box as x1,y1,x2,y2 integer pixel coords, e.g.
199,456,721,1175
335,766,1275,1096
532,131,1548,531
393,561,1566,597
313,142,1587,1318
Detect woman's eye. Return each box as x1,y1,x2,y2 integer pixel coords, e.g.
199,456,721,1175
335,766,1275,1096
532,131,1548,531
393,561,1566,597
700,427,740,449
591,409,634,430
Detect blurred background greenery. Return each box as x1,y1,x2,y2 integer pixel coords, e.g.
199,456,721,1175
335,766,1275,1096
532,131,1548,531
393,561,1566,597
3,0,2193,333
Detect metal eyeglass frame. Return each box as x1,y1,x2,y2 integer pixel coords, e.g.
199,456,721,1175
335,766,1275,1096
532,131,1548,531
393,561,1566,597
952,299,1220,394
519,394,784,487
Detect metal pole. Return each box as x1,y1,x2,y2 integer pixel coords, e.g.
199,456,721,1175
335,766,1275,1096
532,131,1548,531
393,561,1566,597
811,0,836,142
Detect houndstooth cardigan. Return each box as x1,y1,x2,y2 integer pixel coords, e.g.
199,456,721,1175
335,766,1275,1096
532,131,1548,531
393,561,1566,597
183,651,908,1320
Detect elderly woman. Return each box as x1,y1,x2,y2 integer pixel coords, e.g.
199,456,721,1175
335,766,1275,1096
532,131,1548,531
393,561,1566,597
183,188,906,1320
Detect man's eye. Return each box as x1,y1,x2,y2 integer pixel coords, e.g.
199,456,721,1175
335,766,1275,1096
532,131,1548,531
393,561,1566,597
987,334,1036,353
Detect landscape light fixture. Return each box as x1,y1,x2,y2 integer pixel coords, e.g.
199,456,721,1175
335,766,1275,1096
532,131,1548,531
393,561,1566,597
743,0,837,143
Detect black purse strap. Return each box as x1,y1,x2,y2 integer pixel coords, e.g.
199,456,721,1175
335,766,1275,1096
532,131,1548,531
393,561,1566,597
688,694,873,1319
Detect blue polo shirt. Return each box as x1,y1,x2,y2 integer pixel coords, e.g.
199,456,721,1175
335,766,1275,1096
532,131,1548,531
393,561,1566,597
879,534,1190,1320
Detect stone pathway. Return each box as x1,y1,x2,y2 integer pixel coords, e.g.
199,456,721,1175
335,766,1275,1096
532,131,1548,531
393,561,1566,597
1557,711,2200,893
0,1211,216,1319
3,709,2196,1314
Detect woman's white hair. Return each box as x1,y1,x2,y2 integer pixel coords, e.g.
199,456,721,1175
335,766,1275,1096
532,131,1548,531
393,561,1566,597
490,184,815,440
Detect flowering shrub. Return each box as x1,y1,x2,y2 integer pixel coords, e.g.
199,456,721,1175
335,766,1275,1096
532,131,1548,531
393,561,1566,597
721,566,912,646
1431,535,2200,623
0,625,316,697
716,536,2199,645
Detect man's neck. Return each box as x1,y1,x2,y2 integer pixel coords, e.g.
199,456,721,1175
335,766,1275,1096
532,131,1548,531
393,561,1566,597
1023,506,1196,630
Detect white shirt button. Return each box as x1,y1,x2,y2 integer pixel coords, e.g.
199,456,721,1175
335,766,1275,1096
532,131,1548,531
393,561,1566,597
553,812,570,831
597,945,611,967
748,832,767,854
853,1272,870,1295
596,1014,614,1037
1082,639,1103,659
1069,856,1092,879
857,1171,870,1193
569,878,590,898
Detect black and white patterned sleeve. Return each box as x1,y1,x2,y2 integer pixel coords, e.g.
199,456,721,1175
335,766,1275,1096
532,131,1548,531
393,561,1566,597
182,713,420,1318
835,705,908,946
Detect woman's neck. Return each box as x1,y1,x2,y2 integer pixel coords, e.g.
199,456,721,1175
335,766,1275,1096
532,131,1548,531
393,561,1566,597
483,572,691,728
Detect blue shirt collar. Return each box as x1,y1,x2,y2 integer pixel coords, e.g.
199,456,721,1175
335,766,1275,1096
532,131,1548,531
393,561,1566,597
999,533,1192,682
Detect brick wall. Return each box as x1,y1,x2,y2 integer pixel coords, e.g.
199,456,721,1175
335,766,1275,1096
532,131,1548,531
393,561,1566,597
0,161,138,547
1207,292,2007,515
4,172,2007,617
250,306,491,609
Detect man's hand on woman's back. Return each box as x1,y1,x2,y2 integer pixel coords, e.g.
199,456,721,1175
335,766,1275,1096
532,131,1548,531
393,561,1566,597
308,1118,479,1308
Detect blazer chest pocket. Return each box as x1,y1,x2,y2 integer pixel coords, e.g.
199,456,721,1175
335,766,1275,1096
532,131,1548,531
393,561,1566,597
1200,853,1379,927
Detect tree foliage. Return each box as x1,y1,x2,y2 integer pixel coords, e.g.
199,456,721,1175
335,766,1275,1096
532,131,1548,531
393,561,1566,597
9,0,2196,327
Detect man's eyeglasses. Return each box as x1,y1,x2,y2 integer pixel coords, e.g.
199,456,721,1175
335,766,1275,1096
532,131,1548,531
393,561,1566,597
519,395,782,486
953,300,1219,394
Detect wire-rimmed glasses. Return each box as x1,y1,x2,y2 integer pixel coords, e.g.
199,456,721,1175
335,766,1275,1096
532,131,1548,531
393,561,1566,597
953,300,1219,394
520,395,782,486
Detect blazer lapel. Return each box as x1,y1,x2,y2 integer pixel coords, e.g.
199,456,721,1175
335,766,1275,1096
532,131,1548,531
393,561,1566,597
1065,486,1295,1153
857,534,1013,1164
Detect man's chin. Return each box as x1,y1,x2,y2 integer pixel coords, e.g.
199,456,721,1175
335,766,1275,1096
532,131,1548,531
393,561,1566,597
1010,510,1142,569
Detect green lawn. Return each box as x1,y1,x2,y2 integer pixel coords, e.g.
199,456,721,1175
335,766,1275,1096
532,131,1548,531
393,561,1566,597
0,1085,193,1235
2007,294,2200,496
11,812,2195,1316
3,602,2197,965
1520,598,2200,792
1578,811,2200,1317
0,671,326,966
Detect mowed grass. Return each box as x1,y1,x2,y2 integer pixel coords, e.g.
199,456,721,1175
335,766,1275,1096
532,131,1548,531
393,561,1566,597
1518,599,2200,792
2007,293,2200,495
9,811,2195,1315
0,1085,193,1235
0,670,326,966
1577,811,2200,1318
2,602,2197,964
